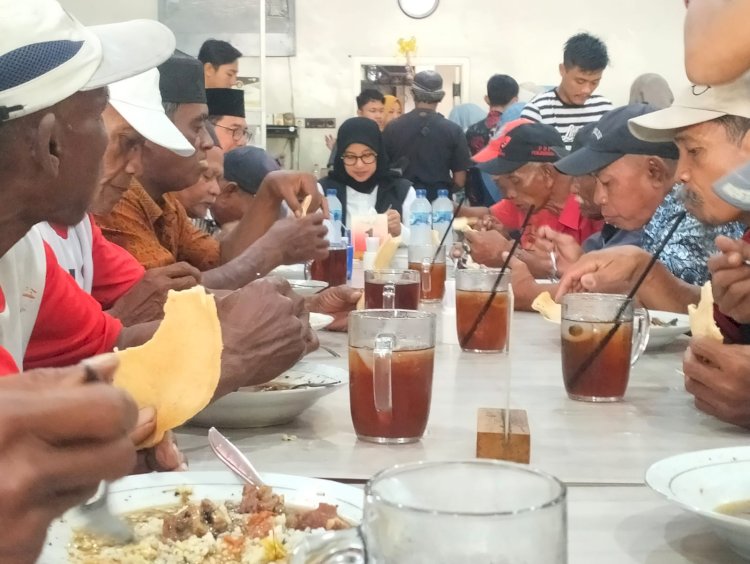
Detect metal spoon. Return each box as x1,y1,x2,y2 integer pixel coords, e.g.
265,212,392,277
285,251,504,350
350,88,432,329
208,427,265,486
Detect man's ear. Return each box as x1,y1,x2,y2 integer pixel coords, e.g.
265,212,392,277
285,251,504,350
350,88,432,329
33,112,60,178
484,95,490,106
646,157,672,186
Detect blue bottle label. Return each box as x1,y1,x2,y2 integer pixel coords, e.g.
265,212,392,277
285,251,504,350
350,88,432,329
409,212,431,227
331,210,342,223
432,211,452,224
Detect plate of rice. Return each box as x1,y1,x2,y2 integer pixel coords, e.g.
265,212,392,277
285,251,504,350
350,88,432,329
39,471,363,564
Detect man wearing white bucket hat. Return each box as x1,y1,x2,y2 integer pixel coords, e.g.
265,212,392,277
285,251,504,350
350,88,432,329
0,0,177,559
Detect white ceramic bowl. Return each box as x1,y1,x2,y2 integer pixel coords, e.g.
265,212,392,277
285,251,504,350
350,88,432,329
646,310,690,350
39,470,363,563
191,361,347,428
646,447,750,559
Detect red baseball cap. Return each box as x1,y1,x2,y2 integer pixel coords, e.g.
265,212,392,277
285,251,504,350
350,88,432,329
472,118,534,163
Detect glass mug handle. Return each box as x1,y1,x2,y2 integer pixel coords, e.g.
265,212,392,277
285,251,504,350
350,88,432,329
420,258,432,294
630,308,651,366
373,334,394,412
382,283,396,309
290,528,365,563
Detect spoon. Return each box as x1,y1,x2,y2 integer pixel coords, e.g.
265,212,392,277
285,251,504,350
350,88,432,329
208,427,265,486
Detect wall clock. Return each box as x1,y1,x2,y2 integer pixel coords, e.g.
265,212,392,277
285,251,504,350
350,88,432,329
398,0,439,19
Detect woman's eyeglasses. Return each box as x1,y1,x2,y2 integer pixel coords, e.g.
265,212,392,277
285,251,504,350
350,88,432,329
341,152,377,166
215,123,251,143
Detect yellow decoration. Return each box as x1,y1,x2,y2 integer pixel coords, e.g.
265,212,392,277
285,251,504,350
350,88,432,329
114,286,223,448
397,36,417,57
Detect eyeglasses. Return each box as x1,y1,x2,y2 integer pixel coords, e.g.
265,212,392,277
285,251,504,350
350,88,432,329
215,123,251,143
341,152,377,166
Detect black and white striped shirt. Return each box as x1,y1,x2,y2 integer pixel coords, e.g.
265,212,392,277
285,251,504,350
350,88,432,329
521,89,613,150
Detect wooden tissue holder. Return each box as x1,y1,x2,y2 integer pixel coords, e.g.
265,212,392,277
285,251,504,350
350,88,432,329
476,407,530,464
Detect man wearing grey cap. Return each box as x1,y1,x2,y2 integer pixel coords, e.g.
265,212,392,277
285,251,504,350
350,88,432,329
383,70,473,201
624,73,750,428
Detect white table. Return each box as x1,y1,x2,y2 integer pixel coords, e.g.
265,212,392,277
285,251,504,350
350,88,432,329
176,311,750,563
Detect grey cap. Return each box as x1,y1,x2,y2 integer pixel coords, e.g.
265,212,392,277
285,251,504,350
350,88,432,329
223,146,279,194
412,70,445,102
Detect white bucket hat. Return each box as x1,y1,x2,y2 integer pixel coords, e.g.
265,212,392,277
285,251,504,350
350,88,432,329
0,0,176,122
109,69,195,157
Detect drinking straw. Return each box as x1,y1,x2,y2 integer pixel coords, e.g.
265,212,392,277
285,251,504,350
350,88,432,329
567,211,688,387
432,195,467,264
459,205,536,349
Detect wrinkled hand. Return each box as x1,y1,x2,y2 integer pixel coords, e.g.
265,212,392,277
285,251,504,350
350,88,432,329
265,215,330,265
533,225,585,277
306,285,362,331
215,277,318,397
386,209,402,237
684,337,750,428
555,245,650,300
325,134,336,152
464,229,511,267
257,170,328,218
109,262,202,326
479,214,507,234
501,253,551,311
0,354,137,563
129,408,187,473
709,235,750,323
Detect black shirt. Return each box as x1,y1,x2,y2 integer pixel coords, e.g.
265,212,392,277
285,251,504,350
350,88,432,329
382,108,473,197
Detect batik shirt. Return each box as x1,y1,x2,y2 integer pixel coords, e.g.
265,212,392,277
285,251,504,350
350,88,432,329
641,187,745,285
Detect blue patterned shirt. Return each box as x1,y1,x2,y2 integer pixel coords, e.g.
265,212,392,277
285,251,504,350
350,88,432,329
641,187,746,285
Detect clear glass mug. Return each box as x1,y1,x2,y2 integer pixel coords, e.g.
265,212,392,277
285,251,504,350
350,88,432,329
561,293,651,402
291,460,568,564
348,310,436,444
455,268,513,353
407,244,446,302
364,269,421,310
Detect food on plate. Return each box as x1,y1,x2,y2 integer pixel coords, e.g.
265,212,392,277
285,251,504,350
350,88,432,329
716,499,750,521
69,483,350,563
114,286,223,448
531,291,562,323
651,316,679,327
687,282,723,341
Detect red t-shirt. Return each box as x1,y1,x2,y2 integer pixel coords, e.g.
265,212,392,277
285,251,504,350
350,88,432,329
0,346,18,374
490,195,603,248
89,219,145,308
18,243,122,373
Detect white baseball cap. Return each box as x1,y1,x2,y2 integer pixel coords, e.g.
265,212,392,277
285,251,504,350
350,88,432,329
109,69,195,157
628,73,750,142
0,0,176,122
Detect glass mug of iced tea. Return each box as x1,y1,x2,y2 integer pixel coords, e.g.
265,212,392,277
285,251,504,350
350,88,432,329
348,310,436,444
291,460,568,564
561,293,650,402
310,242,347,288
364,269,421,310
408,244,446,302
455,268,512,353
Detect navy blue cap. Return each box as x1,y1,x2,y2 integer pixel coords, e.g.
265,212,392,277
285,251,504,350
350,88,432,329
223,146,279,195
555,104,679,176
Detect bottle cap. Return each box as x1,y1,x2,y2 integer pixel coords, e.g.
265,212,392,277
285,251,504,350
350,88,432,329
416,189,427,198
438,189,449,198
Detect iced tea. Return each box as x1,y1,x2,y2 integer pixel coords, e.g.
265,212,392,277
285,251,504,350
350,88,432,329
364,279,420,310
349,347,435,442
310,245,347,287
561,321,633,401
456,290,510,352
408,261,446,302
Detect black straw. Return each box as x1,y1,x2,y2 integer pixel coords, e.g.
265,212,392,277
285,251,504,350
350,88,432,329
432,195,467,264
567,211,688,385
460,205,536,349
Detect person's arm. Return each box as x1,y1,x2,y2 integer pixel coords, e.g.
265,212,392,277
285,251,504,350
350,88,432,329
685,0,750,84
218,171,326,263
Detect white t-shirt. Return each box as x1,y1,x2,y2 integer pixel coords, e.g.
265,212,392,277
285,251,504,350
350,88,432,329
344,184,417,245
35,217,95,294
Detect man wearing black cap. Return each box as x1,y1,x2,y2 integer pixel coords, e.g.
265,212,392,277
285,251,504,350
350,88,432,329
556,104,744,311
383,70,473,201
95,51,328,291
459,121,602,276
207,87,249,152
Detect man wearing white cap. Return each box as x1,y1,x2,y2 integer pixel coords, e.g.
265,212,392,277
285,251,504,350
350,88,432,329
36,68,204,326
0,0,177,559
560,73,750,427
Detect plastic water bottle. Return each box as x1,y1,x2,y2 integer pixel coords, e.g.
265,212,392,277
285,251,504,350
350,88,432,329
409,189,432,246
326,189,342,245
432,189,453,246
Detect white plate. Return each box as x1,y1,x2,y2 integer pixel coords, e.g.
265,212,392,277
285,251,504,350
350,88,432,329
191,361,347,428
38,470,363,563
646,447,750,560
288,279,328,296
310,312,334,330
647,310,690,350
